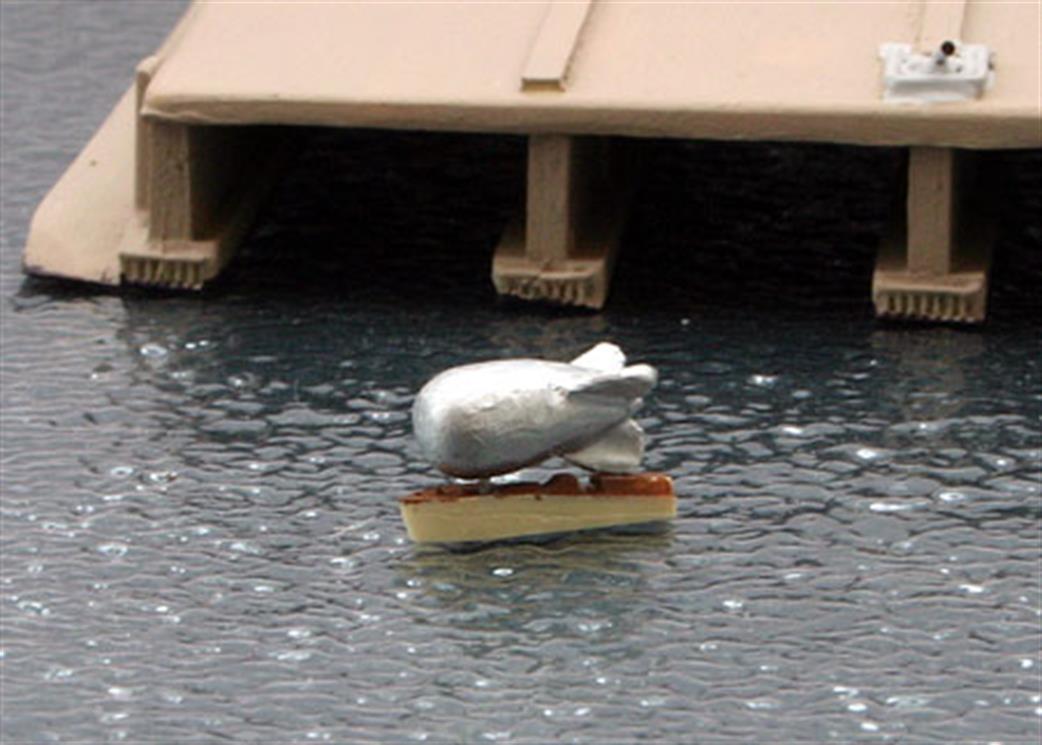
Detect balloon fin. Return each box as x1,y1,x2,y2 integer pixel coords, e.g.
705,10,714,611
570,342,626,372
563,419,645,473
567,364,657,402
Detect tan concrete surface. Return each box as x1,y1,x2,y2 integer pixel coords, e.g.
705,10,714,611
23,87,136,285
141,0,1041,148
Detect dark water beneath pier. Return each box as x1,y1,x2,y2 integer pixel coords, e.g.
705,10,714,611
2,3,1040,743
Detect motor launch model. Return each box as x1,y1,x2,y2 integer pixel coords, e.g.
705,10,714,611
400,343,676,544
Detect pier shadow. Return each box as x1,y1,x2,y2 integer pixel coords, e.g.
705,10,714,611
16,133,1040,322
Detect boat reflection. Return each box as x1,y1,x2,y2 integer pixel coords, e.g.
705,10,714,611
392,527,675,640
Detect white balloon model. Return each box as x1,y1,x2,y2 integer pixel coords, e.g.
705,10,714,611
399,343,676,544
412,342,655,479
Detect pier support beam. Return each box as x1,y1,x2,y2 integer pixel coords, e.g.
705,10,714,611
120,122,290,289
24,56,292,290
120,120,286,289
872,147,992,323
116,58,292,289
492,135,632,308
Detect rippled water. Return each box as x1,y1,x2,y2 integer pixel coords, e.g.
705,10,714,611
2,3,1040,743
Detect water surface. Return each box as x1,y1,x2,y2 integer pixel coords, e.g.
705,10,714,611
2,3,1040,743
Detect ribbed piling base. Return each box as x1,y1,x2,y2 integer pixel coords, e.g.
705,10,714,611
120,254,209,290
872,277,987,323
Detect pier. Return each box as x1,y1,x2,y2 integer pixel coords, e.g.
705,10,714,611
24,0,1041,322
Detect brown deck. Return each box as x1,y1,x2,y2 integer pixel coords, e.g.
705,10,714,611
400,473,675,505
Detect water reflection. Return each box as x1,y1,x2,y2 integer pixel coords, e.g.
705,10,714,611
871,327,986,421
395,529,674,637
482,313,612,361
